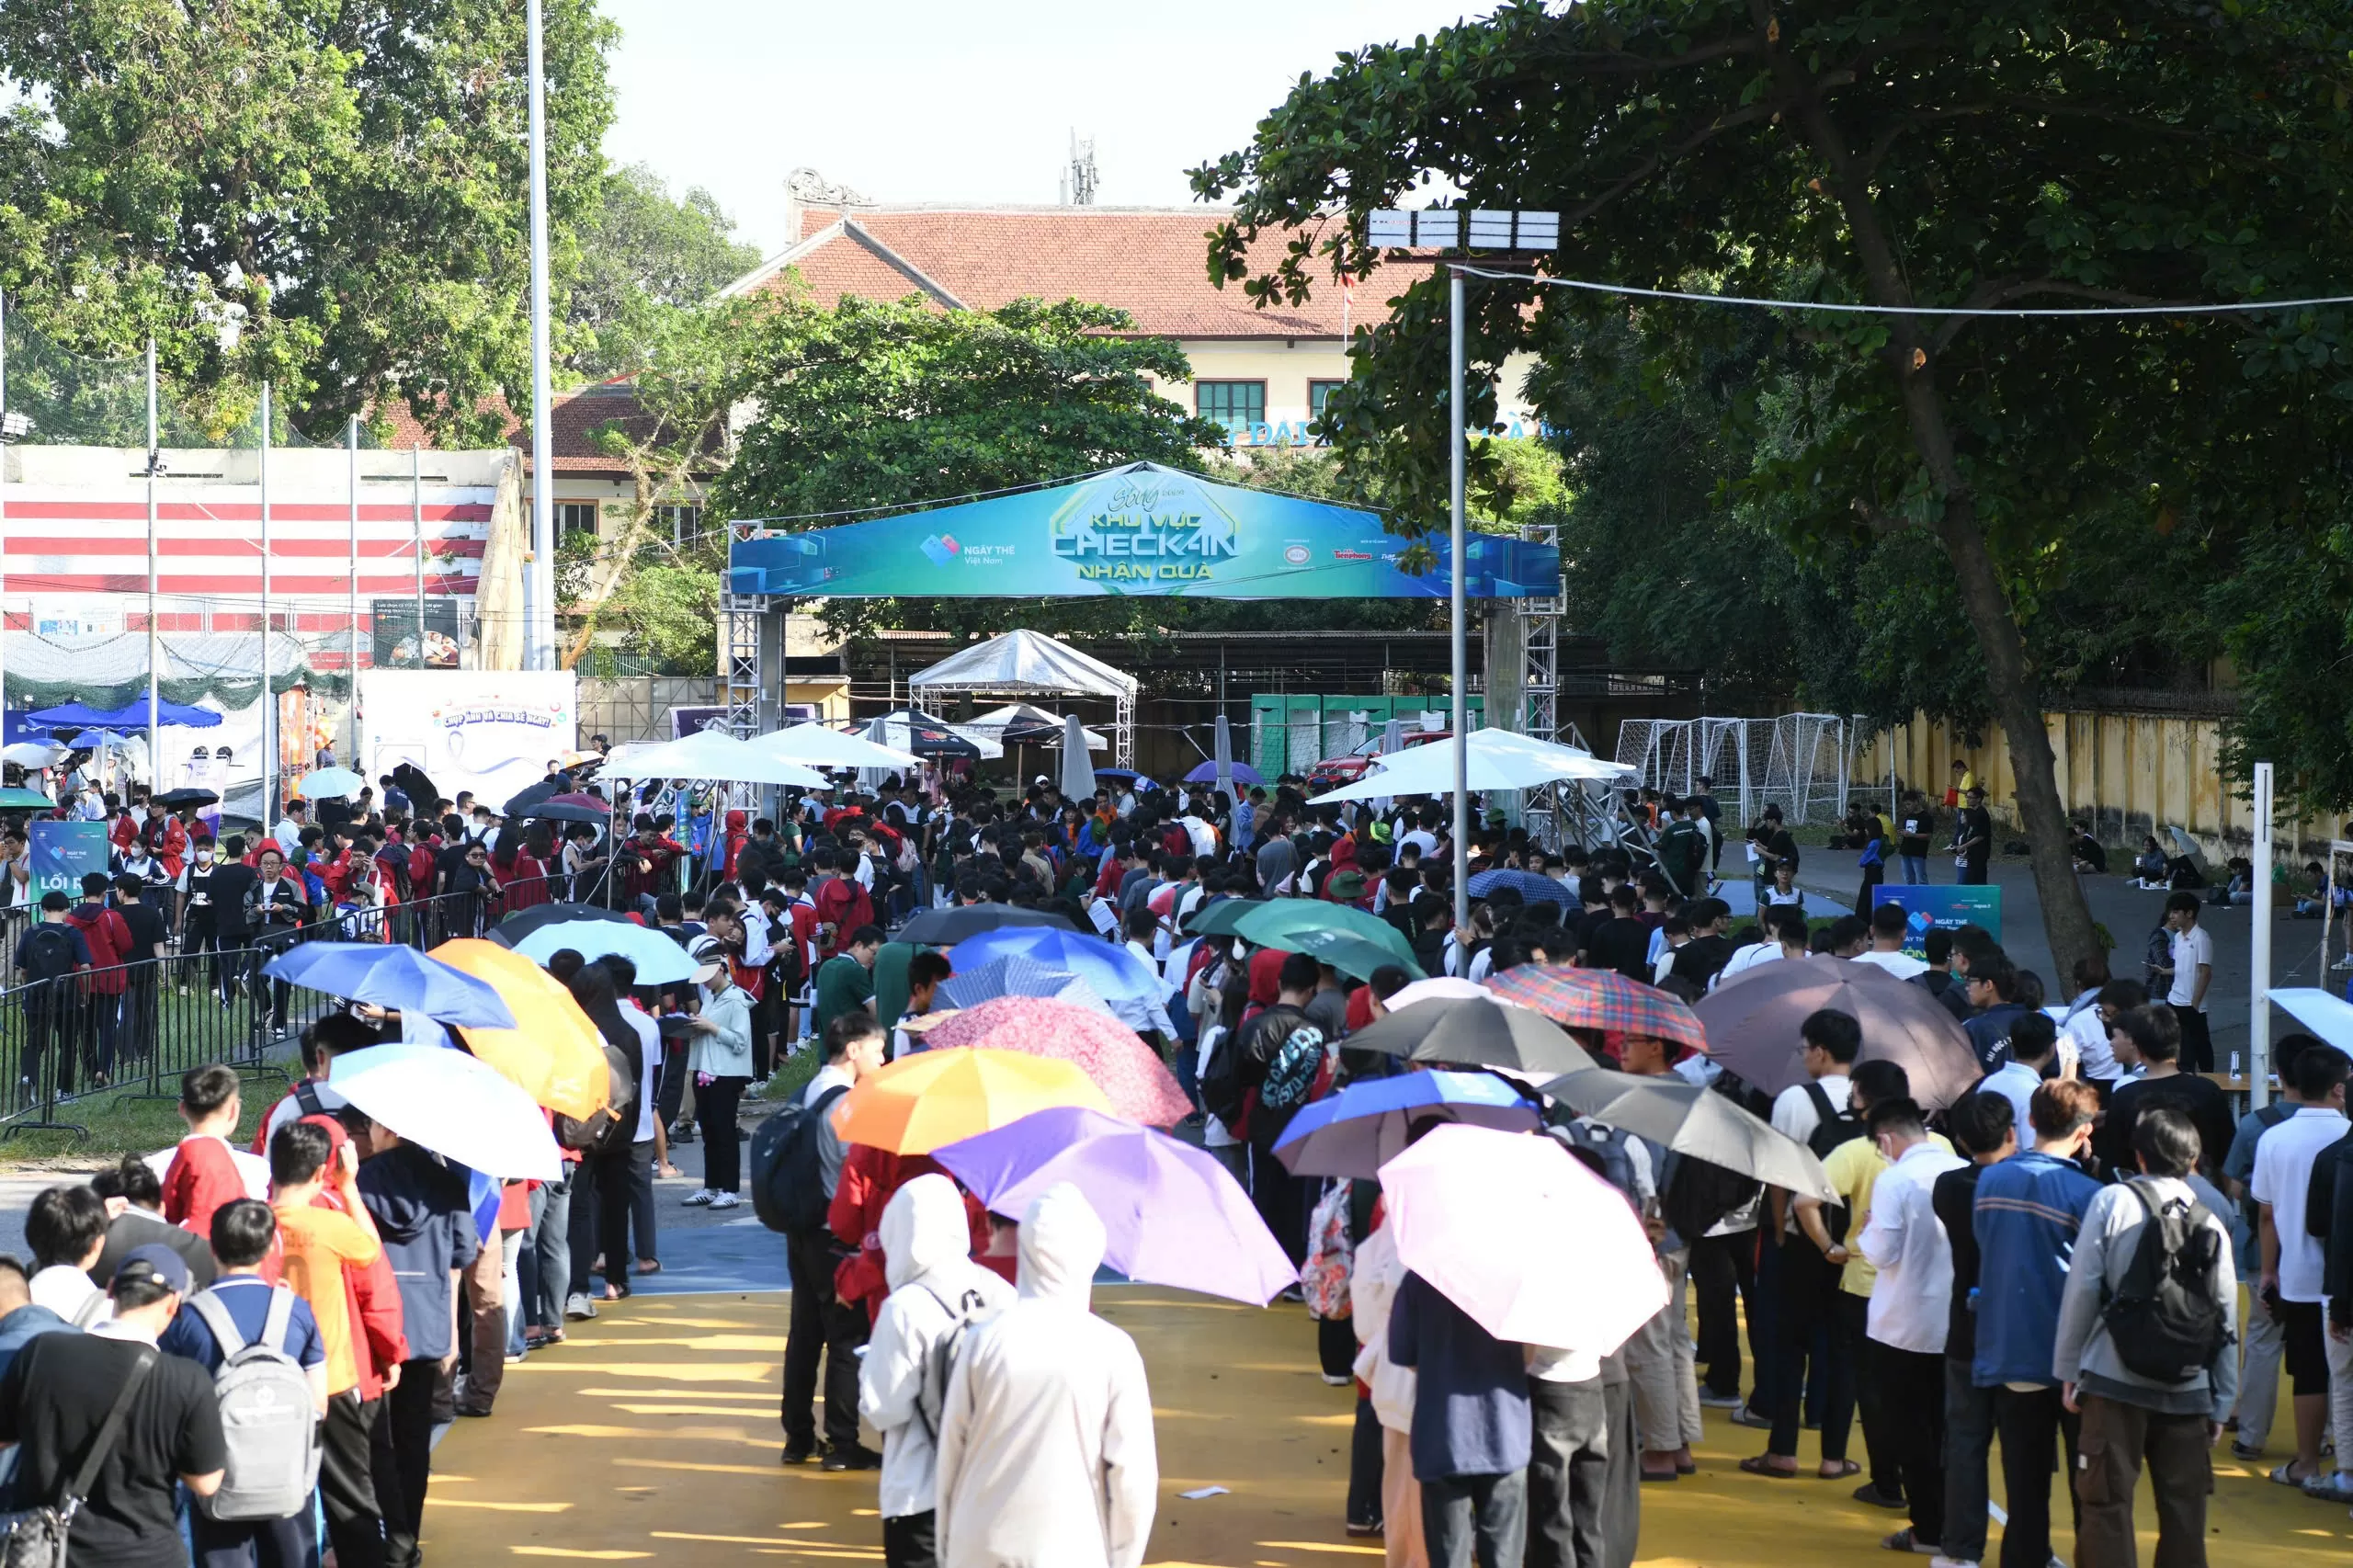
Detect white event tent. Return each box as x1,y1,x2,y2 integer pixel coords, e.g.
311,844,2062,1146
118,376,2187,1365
906,630,1139,766
1312,728,1638,804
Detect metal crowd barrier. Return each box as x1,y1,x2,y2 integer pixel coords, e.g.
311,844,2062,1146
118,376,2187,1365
0,873,563,1140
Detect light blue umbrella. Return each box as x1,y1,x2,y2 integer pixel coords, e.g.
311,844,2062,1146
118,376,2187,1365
1272,1070,1541,1178
298,767,368,800
262,942,517,1029
937,954,1114,1017
511,918,697,984
945,926,1172,1036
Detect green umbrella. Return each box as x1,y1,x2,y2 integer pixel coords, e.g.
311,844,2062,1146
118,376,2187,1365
0,788,55,811
1233,899,1419,972
1256,926,1425,984
1182,897,1267,937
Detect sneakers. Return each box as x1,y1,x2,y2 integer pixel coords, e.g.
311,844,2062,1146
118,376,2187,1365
822,1441,882,1472
2302,1470,2353,1504
1699,1390,1746,1409
2231,1439,2265,1460
563,1293,598,1321
681,1188,715,1207
1319,1372,1350,1386
1345,1518,1383,1539
709,1191,740,1210
668,1118,697,1144
779,1444,816,1466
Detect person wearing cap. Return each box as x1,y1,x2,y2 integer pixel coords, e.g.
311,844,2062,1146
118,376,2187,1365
0,1242,226,1567
1952,787,1993,886
684,952,756,1211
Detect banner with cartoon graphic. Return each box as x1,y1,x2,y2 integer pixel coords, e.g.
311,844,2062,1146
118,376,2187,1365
727,461,1562,600
358,670,576,805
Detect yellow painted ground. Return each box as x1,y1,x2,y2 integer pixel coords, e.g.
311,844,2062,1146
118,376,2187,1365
425,1290,2353,1568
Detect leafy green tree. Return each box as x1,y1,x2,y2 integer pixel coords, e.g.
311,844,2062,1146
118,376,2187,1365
1193,0,2353,977
0,0,614,443
568,163,762,380
716,291,1229,642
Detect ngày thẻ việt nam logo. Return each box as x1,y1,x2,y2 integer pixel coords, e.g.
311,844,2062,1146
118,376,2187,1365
920,533,961,566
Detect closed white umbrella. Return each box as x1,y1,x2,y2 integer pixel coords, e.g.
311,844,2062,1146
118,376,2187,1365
1213,712,1234,802
1059,714,1097,801
328,1043,563,1180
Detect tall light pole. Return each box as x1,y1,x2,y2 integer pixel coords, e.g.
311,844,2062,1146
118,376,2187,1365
524,0,556,671
144,340,162,790
2250,760,2275,1105
1366,206,1557,931
259,382,276,824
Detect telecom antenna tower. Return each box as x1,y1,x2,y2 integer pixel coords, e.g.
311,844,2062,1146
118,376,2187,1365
1060,131,1099,206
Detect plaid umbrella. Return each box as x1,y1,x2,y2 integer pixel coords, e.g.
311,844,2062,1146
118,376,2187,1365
1484,964,1708,1056
919,996,1191,1127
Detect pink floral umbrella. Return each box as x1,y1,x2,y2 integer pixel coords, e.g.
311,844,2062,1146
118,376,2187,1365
921,997,1191,1128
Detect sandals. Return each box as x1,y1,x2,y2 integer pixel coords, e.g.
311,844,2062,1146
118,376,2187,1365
1820,1460,1861,1481
1739,1455,1799,1478
603,1281,631,1301
2272,1461,2322,1488
633,1258,663,1276
1881,1529,1938,1555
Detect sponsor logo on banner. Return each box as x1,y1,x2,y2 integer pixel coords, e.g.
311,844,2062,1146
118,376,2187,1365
1871,884,2003,951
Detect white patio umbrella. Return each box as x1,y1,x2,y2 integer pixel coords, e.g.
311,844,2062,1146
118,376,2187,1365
752,722,922,772
0,742,67,768
604,728,830,789
1313,729,1637,804
329,1044,563,1180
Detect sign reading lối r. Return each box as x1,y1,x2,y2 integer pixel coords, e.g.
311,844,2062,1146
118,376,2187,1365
727,462,1561,600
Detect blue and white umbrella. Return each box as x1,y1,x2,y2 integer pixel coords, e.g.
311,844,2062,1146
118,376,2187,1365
938,954,1114,1017
945,927,1173,1036
1272,1070,1542,1178
263,943,516,1029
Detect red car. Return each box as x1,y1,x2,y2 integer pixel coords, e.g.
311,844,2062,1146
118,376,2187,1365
1307,731,1451,792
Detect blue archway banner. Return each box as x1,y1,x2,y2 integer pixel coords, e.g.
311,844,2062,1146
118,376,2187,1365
727,462,1559,600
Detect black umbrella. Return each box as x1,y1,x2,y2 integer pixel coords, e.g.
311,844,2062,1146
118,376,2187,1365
152,787,219,809
890,711,983,760
486,902,644,949
505,780,559,816
1343,995,1599,1078
896,903,1085,947
1539,1068,1837,1202
516,801,608,825
392,762,439,809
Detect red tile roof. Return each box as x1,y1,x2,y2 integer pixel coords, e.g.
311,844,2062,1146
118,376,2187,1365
370,382,717,476
730,208,1352,340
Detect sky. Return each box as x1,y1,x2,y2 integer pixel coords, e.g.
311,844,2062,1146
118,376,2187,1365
596,0,1495,258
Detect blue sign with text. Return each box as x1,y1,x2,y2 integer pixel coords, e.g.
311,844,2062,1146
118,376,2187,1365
1872,884,2003,953
28,822,108,900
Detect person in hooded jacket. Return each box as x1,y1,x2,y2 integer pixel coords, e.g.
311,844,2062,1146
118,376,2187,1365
351,1107,480,1568
860,1176,1016,1568
934,1183,1157,1568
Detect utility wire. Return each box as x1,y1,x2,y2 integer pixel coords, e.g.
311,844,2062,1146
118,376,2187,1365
1452,263,2353,319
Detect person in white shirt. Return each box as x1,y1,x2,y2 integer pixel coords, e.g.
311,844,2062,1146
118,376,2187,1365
1854,1096,1967,1556
2161,892,2216,1072
23,1183,110,1327
1979,1011,2058,1138
1767,1010,1859,1241
2249,1046,2350,1488
1847,903,1927,981
272,800,308,860
1719,905,1810,987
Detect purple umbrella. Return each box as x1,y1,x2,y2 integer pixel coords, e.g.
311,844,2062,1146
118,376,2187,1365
1184,758,1264,788
929,1106,1296,1304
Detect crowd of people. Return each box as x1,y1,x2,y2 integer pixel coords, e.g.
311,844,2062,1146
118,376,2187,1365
0,749,2325,1568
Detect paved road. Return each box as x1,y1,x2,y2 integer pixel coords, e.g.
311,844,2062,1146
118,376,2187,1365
1795,851,2326,1069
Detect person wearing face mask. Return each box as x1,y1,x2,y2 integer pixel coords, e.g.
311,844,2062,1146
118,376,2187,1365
933,1184,1157,1568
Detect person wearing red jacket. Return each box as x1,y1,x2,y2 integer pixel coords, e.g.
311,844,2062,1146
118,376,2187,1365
162,1063,255,1240
809,849,873,951
63,871,133,1087
107,806,139,856
153,810,192,881
826,1142,988,1325
720,808,751,883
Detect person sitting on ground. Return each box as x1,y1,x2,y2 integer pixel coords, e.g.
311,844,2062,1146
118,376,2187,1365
2131,835,2170,889
2069,821,2109,875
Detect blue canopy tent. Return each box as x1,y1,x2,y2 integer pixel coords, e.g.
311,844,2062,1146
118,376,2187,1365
92,700,222,731
729,462,1560,601
25,702,120,729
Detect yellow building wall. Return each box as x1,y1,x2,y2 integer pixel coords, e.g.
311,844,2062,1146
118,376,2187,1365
1853,710,2340,856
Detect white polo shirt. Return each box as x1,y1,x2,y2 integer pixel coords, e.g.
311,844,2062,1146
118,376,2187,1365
2251,1105,2350,1301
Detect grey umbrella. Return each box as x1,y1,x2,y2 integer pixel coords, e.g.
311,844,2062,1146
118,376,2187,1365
1539,1068,1838,1203
1342,995,1601,1078
1694,954,1982,1109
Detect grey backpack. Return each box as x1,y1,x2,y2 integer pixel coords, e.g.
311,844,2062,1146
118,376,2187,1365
188,1287,321,1521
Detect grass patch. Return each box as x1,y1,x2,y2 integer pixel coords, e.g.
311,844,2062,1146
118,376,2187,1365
0,1067,279,1167
752,1043,824,1107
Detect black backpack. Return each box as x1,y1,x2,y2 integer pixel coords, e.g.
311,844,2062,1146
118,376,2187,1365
1197,1019,1253,1128
17,924,78,987
751,1083,850,1233
1803,1082,1867,1241
2100,1179,2230,1383
1664,1154,1762,1244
